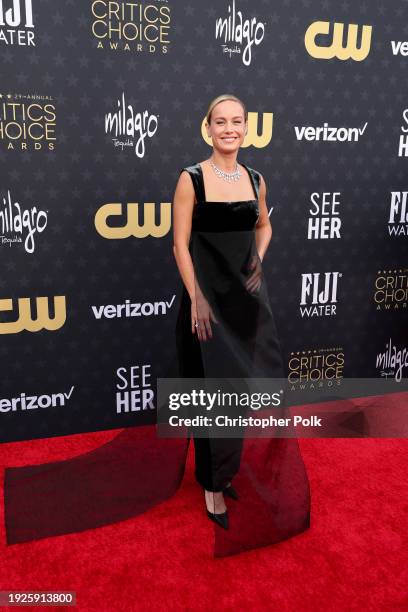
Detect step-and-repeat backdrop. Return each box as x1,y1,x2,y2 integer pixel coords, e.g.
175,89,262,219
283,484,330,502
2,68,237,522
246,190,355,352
1,1,407,442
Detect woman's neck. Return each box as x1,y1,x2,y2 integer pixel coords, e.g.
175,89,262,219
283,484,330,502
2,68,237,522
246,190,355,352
209,152,238,172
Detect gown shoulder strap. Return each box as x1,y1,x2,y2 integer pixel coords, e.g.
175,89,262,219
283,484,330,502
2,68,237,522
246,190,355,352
241,163,261,200
179,163,204,203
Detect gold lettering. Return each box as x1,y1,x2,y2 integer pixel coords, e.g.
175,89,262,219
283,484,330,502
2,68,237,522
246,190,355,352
305,21,372,61
95,202,171,238
0,296,66,334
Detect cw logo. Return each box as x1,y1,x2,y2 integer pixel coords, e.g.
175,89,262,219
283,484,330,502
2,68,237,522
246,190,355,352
201,112,273,148
305,21,372,61
95,202,172,239
0,296,66,334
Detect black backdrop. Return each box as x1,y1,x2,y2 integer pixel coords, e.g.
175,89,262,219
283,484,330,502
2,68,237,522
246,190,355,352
1,0,407,442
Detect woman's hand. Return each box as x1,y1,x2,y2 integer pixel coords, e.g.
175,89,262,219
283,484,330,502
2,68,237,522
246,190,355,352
191,289,218,341
245,254,263,293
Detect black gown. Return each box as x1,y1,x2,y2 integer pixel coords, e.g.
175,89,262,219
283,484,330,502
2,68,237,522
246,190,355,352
174,162,311,555
3,161,311,559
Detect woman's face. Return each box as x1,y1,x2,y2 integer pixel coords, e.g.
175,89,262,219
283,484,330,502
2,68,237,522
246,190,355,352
206,100,247,153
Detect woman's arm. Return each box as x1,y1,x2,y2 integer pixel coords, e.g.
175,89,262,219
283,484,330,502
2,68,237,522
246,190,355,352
172,171,217,340
172,170,196,301
255,173,272,261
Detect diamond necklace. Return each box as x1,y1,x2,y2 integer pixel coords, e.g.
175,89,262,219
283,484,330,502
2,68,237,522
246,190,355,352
209,158,242,182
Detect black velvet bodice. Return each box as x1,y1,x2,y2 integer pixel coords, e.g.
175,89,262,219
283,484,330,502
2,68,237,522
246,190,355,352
181,162,260,232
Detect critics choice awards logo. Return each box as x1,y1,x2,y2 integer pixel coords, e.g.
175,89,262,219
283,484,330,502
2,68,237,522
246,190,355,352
374,269,408,311
288,348,344,389
0,92,56,151
91,0,171,53
0,0,35,46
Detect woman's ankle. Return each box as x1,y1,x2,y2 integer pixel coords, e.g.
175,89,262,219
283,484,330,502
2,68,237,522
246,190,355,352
204,489,226,514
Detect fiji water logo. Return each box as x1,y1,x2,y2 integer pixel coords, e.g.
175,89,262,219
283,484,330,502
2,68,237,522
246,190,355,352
0,0,35,46
300,272,341,318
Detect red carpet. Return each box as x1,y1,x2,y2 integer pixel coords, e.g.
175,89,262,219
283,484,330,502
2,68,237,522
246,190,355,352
0,423,407,610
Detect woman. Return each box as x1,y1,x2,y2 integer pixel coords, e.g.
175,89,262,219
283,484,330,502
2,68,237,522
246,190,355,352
172,94,311,547
4,95,310,559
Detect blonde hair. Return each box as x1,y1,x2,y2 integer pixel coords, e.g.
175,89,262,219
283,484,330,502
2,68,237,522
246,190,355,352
205,94,247,125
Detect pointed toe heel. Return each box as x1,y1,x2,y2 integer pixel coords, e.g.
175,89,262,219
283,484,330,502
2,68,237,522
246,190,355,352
206,509,229,530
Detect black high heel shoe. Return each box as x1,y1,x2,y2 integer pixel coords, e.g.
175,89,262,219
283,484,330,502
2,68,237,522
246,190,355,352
205,490,229,530
206,509,229,530
223,483,239,500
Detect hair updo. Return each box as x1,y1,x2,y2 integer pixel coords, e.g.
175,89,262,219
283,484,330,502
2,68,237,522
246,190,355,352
205,94,247,125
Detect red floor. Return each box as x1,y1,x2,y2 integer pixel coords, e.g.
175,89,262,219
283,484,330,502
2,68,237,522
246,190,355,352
0,428,407,611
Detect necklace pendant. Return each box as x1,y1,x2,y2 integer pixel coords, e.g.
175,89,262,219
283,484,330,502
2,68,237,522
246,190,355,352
210,159,242,183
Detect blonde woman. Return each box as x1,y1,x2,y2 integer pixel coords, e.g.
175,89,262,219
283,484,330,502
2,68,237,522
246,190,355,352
172,95,310,545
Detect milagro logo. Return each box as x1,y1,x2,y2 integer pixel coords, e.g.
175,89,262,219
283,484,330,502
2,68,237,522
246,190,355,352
0,189,48,253
215,0,265,66
376,338,408,382
388,191,408,236
300,272,341,317
294,121,368,142
92,295,176,319
104,93,159,157
0,385,75,413
0,0,35,46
